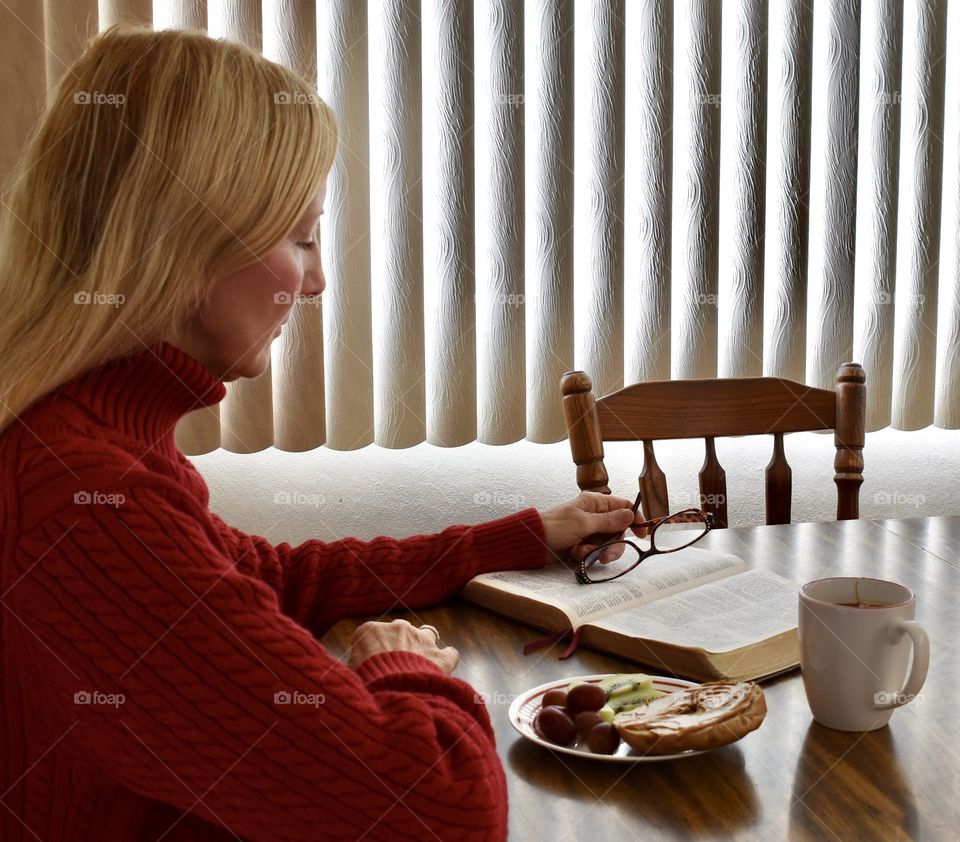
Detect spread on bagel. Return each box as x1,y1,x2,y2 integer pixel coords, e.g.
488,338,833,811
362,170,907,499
613,680,766,755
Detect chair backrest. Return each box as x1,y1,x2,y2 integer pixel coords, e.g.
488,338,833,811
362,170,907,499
560,364,866,527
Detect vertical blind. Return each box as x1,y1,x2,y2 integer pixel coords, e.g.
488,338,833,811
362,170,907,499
1,0,957,454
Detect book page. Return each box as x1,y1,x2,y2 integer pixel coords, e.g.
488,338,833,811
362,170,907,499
466,547,746,626
587,569,797,653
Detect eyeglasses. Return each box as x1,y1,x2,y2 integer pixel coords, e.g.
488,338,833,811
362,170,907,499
575,490,716,584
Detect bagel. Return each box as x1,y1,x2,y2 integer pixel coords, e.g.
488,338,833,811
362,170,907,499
613,681,766,755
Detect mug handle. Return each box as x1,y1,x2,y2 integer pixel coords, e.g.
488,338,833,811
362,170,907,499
874,618,930,710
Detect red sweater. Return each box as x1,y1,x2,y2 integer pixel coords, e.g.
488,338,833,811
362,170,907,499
0,340,548,842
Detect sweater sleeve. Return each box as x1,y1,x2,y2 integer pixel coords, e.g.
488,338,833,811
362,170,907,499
208,507,549,634
11,482,513,842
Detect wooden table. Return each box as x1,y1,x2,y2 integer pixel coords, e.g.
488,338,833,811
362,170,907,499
325,517,960,841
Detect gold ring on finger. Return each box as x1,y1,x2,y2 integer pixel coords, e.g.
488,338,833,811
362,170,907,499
419,624,443,647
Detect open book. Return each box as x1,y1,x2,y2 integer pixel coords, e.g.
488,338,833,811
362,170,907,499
461,549,799,682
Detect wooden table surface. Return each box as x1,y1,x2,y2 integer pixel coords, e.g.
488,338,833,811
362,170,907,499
324,517,960,841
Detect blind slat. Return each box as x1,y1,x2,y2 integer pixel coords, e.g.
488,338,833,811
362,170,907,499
891,0,947,430
578,0,625,399
264,0,315,82
373,0,424,448
526,0,574,443
99,0,151,29
853,0,902,431
208,0,261,49
220,361,275,452
322,0,373,450
673,0,721,379
426,0,476,446
166,1,206,31
806,0,860,390
934,0,960,427
719,0,767,378
626,0,672,384
269,0,323,453
763,0,812,381
477,0,525,443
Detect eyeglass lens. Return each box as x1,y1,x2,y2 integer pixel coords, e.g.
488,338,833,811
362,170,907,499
583,512,709,582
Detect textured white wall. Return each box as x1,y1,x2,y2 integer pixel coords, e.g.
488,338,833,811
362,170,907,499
193,428,960,546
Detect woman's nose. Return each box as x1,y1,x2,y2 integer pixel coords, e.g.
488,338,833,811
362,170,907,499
302,261,326,297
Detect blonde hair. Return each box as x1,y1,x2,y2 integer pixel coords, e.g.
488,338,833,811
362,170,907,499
0,23,338,434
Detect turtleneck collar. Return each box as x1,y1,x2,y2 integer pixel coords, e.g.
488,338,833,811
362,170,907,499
59,340,226,446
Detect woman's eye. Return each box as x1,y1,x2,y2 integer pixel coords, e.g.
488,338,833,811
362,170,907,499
297,241,316,251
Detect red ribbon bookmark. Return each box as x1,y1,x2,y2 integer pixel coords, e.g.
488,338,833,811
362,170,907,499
522,627,583,660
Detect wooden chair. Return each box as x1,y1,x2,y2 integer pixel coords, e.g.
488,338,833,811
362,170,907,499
560,364,866,527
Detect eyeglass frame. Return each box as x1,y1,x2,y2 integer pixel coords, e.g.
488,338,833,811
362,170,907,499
575,490,717,584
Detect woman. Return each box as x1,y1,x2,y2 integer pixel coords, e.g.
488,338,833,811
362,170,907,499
0,25,641,842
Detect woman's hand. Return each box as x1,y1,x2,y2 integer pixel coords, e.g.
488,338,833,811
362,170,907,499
539,492,647,565
348,618,459,674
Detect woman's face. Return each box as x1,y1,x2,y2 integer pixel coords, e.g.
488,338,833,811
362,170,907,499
172,181,327,381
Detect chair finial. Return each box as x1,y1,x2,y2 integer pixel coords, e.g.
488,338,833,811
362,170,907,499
836,362,865,385
561,370,592,397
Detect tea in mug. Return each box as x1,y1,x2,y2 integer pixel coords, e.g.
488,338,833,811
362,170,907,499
832,600,891,608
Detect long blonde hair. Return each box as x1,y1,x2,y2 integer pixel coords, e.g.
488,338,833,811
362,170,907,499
0,23,338,434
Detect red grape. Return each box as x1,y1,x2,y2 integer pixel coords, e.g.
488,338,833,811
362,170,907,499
542,688,568,709
586,722,620,754
535,705,577,745
574,710,603,738
566,683,607,715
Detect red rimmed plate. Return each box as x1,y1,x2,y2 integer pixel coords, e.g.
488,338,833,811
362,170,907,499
508,673,709,763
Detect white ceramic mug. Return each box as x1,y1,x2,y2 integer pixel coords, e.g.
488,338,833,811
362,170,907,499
798,577,929,731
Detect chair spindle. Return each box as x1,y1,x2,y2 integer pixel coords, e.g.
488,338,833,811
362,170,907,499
699,437,728,528
765,432,792,524
834,363,866,519
640,440,669,521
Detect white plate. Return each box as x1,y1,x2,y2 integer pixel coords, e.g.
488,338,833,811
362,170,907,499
508,673,710,763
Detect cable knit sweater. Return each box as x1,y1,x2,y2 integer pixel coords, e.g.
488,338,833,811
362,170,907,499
0,340,548,842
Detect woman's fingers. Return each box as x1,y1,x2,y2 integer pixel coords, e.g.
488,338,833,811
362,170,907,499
572,541,627,565
599,543,627,563
585,508,634,539
581,491,635,511
541,492,646,556
348,619,457,674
